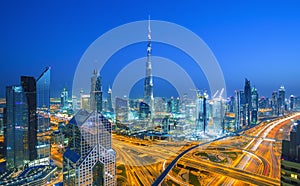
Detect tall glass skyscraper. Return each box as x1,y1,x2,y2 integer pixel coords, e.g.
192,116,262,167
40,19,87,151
36,67,51,161
5,85,30,169
20,76,37,161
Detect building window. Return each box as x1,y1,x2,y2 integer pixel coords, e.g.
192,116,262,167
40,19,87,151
291,173,298,179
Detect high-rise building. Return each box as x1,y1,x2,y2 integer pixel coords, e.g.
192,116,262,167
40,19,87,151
196,93,207,133
107,86,114,113
5,85,30,169
36,67,51,161
278,85,286,115
139,101,150,119
244,79,251,126
21,76,38,161
115,97,129,122
61,87,69,109
175,97,180,113
290,95,295,111
144,17,154,117
90,69,103,112
234,90,242,131
251,87,258,124
95,73,103,112
281,120,300,185
272,91,278,116
63,110,116,185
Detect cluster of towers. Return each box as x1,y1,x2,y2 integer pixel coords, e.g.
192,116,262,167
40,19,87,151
234,79,259,130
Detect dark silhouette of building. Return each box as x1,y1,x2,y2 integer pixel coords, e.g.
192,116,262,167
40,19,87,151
244,79,251,126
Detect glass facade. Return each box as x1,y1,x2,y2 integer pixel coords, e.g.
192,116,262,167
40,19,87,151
5,85,29,169
36,67,51,160
63,111,116,185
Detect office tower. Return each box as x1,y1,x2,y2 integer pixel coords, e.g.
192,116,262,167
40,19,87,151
115,97,129,122
61,87,69,109
95,73,103,112
251,87,258,124
167,97,175,113
290,95,295,111
36,67,51,161
144,17,154,117
281,120,300,185
21,76,37,161
90,69,103,112
6,85,34,169
196,93,207,133
154,97,166,113
244,79,251,126
63,110,116,185
175,97,180,113
107,86,114,113
272,91,278,116
234,91,241,131
278,85,286,115
139,101,150,119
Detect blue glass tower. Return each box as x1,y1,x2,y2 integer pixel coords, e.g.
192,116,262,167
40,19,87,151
36,67,51,161
5,85,30,169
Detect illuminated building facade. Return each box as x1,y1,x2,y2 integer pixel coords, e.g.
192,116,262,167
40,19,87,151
281,120,300,185
144,17,154,118
5,85,30,169
61,87,69,109
63,110,116,185
251,87,258,124
36,67,51,162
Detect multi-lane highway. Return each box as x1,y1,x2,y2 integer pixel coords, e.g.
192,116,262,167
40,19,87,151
112,112,300,185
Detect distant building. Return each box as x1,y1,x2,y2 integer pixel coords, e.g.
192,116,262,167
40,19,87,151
61,87,69,109
90,69,103,112
139,101,150,119
244,79,251,126
272,91,278,116
251,87,258,124
278,86,286,115
107,86,114,113
144,18,154,118
115,97,129,122
63,110,116,185
196,93,207,133
281,120,300,185
290,95,295,111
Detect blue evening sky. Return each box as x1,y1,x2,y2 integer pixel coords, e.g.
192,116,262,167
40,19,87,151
0,0,300,99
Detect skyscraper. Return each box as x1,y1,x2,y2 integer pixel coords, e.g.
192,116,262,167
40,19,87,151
196,93,207,133
144,17,154,117
36,67,51,161
90,69,103,112
278,85,286,115
107,86,114,113
272,91,278,116
244,79,251,126
5,85,30,169
95,73,103,112
234,90,242,131
251,87,258,124
61,87,69,109
20,76,37,161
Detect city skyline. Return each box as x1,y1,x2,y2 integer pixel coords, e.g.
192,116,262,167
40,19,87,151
1,1,300,98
